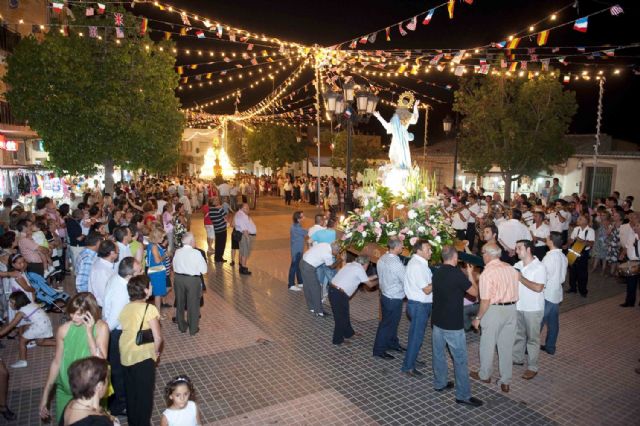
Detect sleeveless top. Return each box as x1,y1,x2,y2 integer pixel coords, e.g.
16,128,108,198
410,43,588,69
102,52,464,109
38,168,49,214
58,324,96,392
162,401,198,426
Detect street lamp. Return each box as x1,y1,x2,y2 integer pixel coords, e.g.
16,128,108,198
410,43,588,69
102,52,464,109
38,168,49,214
443,114,458,189
325,83,379,213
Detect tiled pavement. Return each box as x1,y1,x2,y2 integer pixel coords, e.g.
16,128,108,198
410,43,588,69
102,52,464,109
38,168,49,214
1,196,639,425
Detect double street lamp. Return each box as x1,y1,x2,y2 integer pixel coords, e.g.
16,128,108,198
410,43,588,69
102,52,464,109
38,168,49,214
324,81,379,212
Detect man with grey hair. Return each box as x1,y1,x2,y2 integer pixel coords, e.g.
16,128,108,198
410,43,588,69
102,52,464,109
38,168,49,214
372,238,406,360
173,232,208,336
470,242,520,393
329,255,378,345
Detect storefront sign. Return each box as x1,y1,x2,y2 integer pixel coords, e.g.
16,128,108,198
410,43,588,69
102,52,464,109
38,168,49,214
0,135,18,151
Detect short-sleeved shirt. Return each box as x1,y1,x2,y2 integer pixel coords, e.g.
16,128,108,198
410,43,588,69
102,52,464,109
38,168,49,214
479,258,519,304
311,228,336,244
118,302,160,367
331,262,369,297
432,265,471,330
570,226,595,251
529,223,550,247
376,253,406,299
18,236,43,264
290,223,307,255
404,255,433,303
514,258,547,312
302,243,334,268
542,249,567,303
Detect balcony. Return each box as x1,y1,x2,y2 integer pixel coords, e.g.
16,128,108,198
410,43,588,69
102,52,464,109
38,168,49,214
0,25,21,53
0,100,26,126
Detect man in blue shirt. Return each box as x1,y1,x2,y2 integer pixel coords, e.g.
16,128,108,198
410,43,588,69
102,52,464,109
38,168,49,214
311,217,337,244
74,232,102,293
289,211,307,291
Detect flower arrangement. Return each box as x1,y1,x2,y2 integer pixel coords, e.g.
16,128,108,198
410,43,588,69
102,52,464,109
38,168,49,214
339,185,455,262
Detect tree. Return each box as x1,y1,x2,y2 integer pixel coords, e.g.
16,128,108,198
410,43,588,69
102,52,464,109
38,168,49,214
226,123,249,167
4,8,184,193
246,124,305,172
453,75,577,201
331,131,384,178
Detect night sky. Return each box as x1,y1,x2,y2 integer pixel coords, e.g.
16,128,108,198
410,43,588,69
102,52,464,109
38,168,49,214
146,0,639,146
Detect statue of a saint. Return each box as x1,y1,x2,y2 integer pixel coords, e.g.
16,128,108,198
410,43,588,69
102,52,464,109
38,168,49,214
373,92,420,170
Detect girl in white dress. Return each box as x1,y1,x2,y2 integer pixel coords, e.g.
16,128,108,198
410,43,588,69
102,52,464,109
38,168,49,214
0,292,55,368
160,375,201,426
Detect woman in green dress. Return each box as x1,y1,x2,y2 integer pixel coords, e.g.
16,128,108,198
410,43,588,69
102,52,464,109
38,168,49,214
39,292,109,423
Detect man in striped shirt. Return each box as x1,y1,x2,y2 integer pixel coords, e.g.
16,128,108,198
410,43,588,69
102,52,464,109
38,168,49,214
470,242,519,393
208,197,229,263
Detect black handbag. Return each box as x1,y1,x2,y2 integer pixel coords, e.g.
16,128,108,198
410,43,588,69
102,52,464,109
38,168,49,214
135,304,154,346
232,229,243,243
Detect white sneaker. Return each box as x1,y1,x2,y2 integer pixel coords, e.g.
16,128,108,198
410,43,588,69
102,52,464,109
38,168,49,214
298,284,304,288
26,341,37,349
10,360,27,369
288,286,302,292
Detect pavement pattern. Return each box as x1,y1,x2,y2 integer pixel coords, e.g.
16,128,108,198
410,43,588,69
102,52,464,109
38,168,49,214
1,196,639,425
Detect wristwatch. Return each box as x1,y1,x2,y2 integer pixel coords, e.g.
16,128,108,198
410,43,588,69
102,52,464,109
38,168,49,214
474,316,481,321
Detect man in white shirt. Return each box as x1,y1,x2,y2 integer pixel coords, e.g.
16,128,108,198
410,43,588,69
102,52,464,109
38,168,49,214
102,257,141,416
300,242,338,317
113,226,132,273
567,214,595,297
498,209,531,265
88,240,118,307
540,232,567,355
529,211,550,261
401,239,433,377
173,233,208,336
234,203,257,275
620,213,640,307
467,195,484,252
521,202,534,227
179,190,192,230
307,214,326,246
513,239,547,380
329,255,377,345
548,200,570,246
217,181,231,204
451,204,470,242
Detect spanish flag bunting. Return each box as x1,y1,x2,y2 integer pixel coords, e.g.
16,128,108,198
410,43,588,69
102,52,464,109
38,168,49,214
177,66,184,74
537,30,549,46
448,0,455,19
139,18,148,35
180,27,187,36
157,4,165,10
164,32,171,40
509,62,518,72
181,77,188,84
349,39,357,49
506,38,520,49
190,64,197,70
385,27,391,41
267,57,274,62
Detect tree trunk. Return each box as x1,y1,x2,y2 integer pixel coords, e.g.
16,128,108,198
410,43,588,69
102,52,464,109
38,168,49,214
502,173,512,203
104,159,115,195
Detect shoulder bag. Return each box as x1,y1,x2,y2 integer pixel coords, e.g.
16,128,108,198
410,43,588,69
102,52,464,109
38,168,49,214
135,304,155,346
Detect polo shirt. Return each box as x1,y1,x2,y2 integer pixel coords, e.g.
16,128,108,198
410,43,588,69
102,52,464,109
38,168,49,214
302,243,334,268
403,255,433,303
208,206,228,233
432,265,471,330
331,262,369,297
514,258,546,312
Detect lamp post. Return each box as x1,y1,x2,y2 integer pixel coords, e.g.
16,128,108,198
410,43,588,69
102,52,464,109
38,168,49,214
324,83,378,213
443,114,458,189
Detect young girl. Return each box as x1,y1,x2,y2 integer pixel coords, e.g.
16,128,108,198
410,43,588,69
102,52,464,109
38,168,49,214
160,376,201,426
0,292,55,368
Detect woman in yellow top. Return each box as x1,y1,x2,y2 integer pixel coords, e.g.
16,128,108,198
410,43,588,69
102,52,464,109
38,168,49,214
39,293,109,423
119,275,163,426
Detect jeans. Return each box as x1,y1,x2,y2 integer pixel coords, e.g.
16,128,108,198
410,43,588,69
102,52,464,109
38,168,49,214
432,326,471,401
288,252,303,287
540,300,559,354
401,301,432,372
373,296,403,356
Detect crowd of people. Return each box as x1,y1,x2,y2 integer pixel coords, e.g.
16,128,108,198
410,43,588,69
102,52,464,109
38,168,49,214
286,183,639,406
0,175,262,425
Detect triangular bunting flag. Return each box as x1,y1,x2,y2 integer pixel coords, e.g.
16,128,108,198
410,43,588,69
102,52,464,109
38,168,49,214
537,30,549,46
115,27,124,39
97,3,106,14
507,38,520,49
423,9,434,25
89,26,98,38
398,23,407,36
139,18,148,35
164,32,171,40
448,0,455,19
368,32,377,43
509,62,518,72
406,16,417,31
181,12,191,26
359,36,368,44
385,27,391,41
86,7,94,16
541,59,550,71
573,17,588,32
180,27,187,36
196,30,205,38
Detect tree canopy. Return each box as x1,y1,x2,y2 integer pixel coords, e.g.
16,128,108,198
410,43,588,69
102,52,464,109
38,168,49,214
246,124,305,171
331,131,384,178
4,8,184,192
453,75,577,201
226,123,249,167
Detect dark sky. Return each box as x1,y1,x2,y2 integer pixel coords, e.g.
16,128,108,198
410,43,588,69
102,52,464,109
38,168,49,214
151,0,639,145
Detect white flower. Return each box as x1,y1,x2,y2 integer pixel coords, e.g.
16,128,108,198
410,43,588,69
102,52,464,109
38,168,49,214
396,204,405,210
376,196,382,201
377,202,383,208
407,230,414,236
435,235,441,243
361,231,367,238
345,232,353,239
363,210,371,218
418,226,426,233
388,231,397,236
407,210,417,219
374,222,381,228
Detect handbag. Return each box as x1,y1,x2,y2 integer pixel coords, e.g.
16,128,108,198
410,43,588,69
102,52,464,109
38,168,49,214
135,304,154,346
232,229,243,243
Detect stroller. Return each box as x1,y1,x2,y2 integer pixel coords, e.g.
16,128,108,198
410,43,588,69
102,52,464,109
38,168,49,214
26,272,70,313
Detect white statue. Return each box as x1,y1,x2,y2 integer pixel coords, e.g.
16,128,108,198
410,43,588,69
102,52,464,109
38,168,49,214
373,92,420,170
